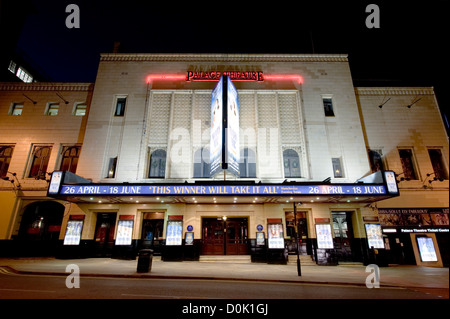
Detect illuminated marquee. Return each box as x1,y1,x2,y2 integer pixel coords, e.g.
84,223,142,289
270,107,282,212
186,71,264,82
58,184,389,196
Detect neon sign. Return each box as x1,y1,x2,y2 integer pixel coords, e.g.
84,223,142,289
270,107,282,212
146,72,303,84
187,71,264,82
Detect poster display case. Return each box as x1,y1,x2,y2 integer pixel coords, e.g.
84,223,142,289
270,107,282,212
256,232,265,246
267,223,284,249
416,236,438,262
185,232,194,245
63,220,83,245
115,219,134,245
315,224,334,249
166,220,183,246
365,223,385,249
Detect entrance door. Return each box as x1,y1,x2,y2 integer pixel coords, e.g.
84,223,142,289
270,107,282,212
225,218,249,255
94,213,117,257
332,212,353,261
285,211,309,255
202,218,225,255
202,218,249,255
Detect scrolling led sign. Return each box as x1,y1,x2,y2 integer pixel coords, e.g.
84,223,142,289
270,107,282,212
186,71,264,82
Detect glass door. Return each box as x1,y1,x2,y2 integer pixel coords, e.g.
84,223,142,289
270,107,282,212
94,213,117,257
202,218,225,255
332,212,353,261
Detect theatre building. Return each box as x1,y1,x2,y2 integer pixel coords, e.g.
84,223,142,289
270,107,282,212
0,54,448,266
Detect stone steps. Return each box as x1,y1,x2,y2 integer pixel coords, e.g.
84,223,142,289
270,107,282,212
288,254,317,266
199,255,252,263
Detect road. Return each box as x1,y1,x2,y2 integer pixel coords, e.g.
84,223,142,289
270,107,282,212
0,269,446,300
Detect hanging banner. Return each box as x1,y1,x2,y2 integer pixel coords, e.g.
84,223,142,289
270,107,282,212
210,76,224,177
209,75,240,177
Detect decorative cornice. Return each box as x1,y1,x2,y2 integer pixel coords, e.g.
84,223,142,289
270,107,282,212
0,82,94,92
354,87,435,96
99,53,349,63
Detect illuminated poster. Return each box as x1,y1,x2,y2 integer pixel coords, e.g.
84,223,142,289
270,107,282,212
63,220,83,245
268,224,284,249
225,76,240,176
315,224,334,249
417,237,438,262
48,171,63,194
365,224,385,249
210,76,224,177
166,220,183,246
116,220,134,245
256,232,265,246
185,232,194,245
384,171,399,194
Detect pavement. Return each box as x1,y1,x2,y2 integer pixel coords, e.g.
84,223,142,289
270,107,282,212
0,256,448,292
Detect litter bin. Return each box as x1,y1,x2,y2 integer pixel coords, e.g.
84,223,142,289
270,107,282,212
137,249,153,273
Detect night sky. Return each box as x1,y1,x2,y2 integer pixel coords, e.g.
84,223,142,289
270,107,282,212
12,0,449,122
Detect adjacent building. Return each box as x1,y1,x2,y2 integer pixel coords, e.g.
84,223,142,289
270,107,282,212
0,54,448,267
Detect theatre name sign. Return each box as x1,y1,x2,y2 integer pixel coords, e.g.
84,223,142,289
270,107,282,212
186,71,264,82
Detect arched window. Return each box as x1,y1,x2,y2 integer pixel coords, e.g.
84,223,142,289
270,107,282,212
283,149,301,178
29,146,52,179
240,148,256,178
0,145,14,178
193,148,210,178
60,146,81,173
148,149,166,178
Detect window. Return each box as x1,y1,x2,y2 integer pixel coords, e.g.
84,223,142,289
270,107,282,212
332,157,344,178
193,148,210,178
398,149,418,180
8,60,17,74
240,148,256,178
60,146,81,173
323,98,335,117
16,67,33,83
148,149,166,178
45,103,59,116
9,103,23,116
0,145,14,178
115,97,126,116
106,157,117,178
428,149,448,180
283,149,301,178
29,146,52,179
73,103,87,116
368,150,384,172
